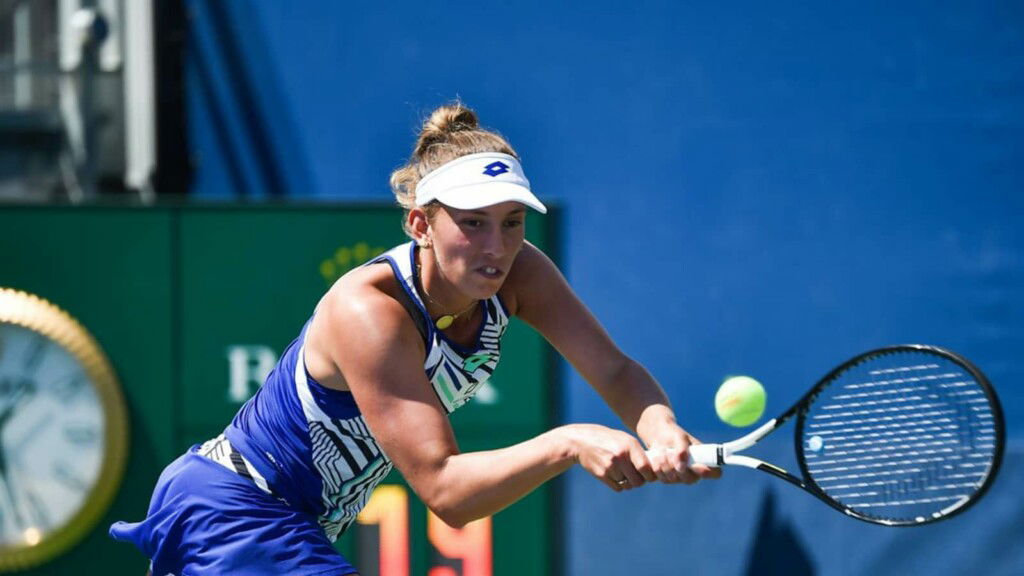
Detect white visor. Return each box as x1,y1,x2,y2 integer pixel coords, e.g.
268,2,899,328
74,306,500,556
414,152,547,213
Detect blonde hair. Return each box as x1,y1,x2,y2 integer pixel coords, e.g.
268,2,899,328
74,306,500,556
391,103,518,238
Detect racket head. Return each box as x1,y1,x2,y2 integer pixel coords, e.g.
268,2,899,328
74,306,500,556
794,345,1005,526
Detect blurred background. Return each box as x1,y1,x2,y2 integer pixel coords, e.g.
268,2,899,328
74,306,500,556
0,0,1021,574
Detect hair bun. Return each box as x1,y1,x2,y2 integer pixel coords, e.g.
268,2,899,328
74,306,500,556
424,104,479,134
415,104,480,157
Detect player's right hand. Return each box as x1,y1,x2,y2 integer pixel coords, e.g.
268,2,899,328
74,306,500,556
563,424,657,492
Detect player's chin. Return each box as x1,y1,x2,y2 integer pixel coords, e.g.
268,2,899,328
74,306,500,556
465,273,506,297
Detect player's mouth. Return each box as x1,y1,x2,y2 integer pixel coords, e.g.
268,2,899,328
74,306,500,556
477,265,503,279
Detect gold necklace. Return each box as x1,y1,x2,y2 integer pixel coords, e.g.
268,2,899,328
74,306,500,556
416,262,478,330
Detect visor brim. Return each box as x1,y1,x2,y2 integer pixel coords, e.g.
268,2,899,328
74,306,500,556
426,182,547,214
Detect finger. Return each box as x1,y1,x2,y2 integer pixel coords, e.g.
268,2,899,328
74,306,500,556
666,447,689,475
631,449,658,483
618,464,646,488
678,467,700,484
680,437,716,482
651,457,672,483
601,475,625,492
648,442,707,484
652,447,693,483
659,469,681,483
652,466,672,483
674,450,699,484
644,448,670,482
663,466,689,484
649,452,683,483
692,464,723,479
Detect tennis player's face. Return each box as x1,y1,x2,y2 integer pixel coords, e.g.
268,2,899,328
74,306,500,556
430,202,526,298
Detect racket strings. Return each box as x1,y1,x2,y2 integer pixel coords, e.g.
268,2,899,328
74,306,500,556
801,352,999,522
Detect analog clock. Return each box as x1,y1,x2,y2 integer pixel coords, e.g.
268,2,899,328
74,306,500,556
0,288,128,572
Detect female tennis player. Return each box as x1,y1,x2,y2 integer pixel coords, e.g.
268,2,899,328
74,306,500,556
110,103,719,575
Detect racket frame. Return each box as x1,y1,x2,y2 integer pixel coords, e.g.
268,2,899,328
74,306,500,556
689,344,1006,526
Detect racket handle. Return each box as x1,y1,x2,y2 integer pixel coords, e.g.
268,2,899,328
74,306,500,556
688,444,720,467
644,444,721,467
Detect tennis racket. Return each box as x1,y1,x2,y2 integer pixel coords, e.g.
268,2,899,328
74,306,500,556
679,344,1005,526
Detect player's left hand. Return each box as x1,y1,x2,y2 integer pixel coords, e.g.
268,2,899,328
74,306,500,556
645,425,723,484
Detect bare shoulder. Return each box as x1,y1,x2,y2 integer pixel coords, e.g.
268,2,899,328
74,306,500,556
322,264,403,319
500,241,565,317
306,263,425,388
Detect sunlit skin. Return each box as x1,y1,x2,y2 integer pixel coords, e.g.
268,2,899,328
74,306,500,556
300,196,721,531
409,202,527,328
120,105,727,575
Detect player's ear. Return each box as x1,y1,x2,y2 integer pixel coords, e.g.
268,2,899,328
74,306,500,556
409,207,432,248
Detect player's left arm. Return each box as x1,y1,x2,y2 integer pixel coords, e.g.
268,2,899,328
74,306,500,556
504,242,719,483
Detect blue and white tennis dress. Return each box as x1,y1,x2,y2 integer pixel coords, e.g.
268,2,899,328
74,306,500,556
110,242,510,575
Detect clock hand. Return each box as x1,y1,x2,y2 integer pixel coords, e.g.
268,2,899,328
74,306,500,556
0,380,36,532
0,379,36,434
0,453,26,531
0,445,8,485
0,403,14,503
0,402,15,431
0,472,14,536
0,428,51,534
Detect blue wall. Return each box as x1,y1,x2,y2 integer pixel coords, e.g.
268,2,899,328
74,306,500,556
185,1,1024,574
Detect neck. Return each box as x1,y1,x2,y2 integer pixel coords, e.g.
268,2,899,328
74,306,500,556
416,248,477,324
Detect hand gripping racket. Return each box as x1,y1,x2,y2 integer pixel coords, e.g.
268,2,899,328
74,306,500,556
683,345,1005,526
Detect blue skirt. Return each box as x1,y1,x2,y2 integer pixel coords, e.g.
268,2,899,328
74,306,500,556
110,447,357,575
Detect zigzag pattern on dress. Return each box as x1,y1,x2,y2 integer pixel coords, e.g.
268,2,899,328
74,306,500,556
307,416,394,540
295,242,511,539
296,345,394,542
421,287,510,413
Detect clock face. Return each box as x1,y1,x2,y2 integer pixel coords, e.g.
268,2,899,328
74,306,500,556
0,323,105,547
0,288,127,572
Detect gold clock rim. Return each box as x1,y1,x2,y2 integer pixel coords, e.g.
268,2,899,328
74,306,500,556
0,288,130,572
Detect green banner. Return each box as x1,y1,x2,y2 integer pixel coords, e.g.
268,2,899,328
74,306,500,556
0,203,558,575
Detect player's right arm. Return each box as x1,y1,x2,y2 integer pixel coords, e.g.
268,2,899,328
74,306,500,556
314,280,651,527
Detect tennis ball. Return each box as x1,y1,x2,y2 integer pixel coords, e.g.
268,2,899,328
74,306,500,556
715,375,766,427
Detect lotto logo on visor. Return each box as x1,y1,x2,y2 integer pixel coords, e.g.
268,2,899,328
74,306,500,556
414,152,547,213
482,161,510,177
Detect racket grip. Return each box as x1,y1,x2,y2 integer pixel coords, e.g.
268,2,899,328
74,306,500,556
687,444,721,467
644,444,721,467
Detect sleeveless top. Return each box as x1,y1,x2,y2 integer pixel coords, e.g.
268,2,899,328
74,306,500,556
198,242,511,540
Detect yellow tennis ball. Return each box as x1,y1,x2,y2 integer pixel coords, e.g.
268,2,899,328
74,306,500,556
715,375,766,427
